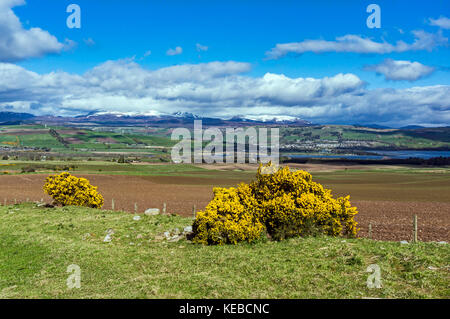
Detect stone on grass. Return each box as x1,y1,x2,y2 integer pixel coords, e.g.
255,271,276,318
183,226,193,233
103,229,114,242
103,234,112,242
133,215,141,221
400,240,409,244
167,235,183,243
144,208,160,216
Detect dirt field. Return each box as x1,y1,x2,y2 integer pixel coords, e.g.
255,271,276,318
0,171,449,242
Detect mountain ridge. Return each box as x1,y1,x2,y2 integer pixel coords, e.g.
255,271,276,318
0,111,312,127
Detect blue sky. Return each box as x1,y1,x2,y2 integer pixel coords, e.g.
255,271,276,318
1,0,449,126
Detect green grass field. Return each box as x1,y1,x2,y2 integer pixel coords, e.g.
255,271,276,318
0,125,176,158
0,160,221,177
2,125,450,159
0,203,448,298
280,126,450,149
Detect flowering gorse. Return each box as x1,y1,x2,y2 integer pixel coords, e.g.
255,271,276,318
192,162,359,245
43,172,104,208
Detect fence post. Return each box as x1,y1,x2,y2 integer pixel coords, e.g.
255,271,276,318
163,202,166,215
134,202,138,214
193,204,196,219
368,223,372,239
111,199,115,211
413,215,418,243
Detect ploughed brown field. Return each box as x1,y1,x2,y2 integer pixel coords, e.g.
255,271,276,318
0,168,449,242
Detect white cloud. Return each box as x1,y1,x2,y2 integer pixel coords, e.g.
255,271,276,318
166,46,183,56
84,38,96,47
365,59,435,81
429,16,450,29
0,0,65,62
143,50,152,57
0,60,448,127
196,43,208,52
63,39,78,51
266,31,448,59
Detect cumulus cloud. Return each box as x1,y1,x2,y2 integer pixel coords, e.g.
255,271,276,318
84,38,96,47
365,59,435,81
266,30,448,59
429,16,450,29
0,60,448,127
196,43,208,52
0,0,65,62
166,46,183,56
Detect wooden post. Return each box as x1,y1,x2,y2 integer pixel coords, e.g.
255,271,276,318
3,198,6,206
368,223,372,239
134,202,138,214
14,198,16,204
193,204,196,219
111,199,115,211
413,215,418,243
163,202,166,215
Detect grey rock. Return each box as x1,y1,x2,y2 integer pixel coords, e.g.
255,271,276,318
103,234,112,242
183,226,193,233
144,208,160,216
133,215,141,221
167,235,184,242
400,240,409,244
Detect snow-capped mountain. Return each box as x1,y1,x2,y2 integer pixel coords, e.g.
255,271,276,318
0,111,312,127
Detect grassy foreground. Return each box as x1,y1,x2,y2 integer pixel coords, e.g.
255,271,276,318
0,203,448,299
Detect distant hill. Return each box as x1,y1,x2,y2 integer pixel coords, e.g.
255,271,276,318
0,111,35,124
353,124,392,129
400,125,426,130
25,112,312,128
0,111,446,135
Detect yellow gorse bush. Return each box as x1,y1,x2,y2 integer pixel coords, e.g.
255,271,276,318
43,172,104,209
193,183,265,245
192,162,358,245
